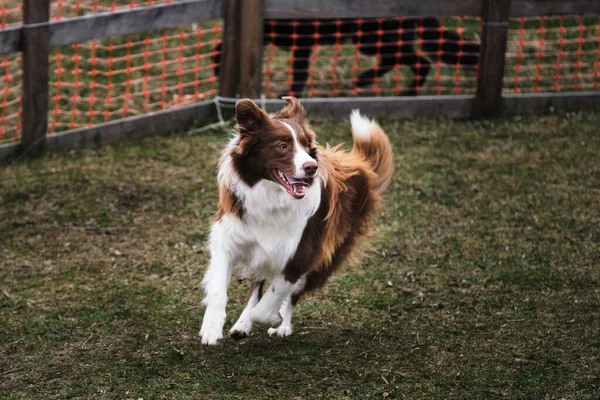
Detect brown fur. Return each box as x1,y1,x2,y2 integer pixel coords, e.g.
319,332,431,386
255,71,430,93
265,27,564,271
276,99,393,298
351,122,394,195
228,99,319,188
225,97,393,305
283,142,389,296
215,98,319,221
214,186,244,221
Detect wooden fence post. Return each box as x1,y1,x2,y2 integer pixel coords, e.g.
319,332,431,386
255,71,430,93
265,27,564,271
218,0,241,98
473,0,512,118
21,0,50,157
238,0,264,98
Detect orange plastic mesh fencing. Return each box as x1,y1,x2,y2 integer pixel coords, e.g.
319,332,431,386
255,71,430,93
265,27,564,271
0,0,21,145
262,17,482,98
0,0,180,26
0,0,22,28
50,0,187,20
505,15,600,93
48,20,221,134
2,5,600,144
0,53,22,144
262,15,600,98
0,0,222,144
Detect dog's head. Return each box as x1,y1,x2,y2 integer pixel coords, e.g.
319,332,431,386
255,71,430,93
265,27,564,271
231,97,319,199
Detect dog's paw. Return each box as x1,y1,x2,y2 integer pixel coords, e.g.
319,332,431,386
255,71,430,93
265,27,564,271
229,329,250,340
229,320,252,340
268,325,293,338
200,328,223,345
200,310,225,345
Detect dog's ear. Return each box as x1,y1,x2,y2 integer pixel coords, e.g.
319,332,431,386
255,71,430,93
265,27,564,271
277,96,307,122
235,99,270,135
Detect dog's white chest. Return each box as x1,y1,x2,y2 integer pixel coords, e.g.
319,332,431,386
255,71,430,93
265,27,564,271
239,217,307,274
217,179,321,277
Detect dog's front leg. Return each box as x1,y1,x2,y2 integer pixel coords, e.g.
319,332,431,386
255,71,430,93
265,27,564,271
200,226,234,345
249,274,295,327
267,276,305,337
267,296,295,338
229,279,265,340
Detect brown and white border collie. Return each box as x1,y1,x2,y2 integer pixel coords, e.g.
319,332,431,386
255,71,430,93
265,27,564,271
199,97,393,345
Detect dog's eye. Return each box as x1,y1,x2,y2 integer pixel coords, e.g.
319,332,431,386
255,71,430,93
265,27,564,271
280,143,287,149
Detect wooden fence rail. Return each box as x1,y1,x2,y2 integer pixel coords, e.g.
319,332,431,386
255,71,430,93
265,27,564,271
0,0,599,162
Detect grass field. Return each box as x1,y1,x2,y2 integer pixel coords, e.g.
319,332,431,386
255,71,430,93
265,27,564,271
1,112,599,399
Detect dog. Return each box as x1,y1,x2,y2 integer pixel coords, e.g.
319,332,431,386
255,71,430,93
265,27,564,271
199,97,393,344
213,17,480,96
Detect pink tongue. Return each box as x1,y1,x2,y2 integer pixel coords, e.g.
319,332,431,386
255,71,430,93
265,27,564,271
285,175,308,186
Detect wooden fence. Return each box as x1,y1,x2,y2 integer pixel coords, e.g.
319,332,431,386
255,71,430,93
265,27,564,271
1,0,600,162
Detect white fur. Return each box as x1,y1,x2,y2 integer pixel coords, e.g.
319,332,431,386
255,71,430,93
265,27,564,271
199,218,234,345
281,121,297,140
282,121,317,177
268,299,294,338
267,275,305,337
350,109,375,139
200,136,322,345
249,275,292,326
229,283,261,338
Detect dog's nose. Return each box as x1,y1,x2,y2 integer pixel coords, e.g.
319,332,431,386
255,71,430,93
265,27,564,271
303,161,318,176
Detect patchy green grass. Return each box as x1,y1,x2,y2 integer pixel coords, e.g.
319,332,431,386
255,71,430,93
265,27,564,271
1,113,600,399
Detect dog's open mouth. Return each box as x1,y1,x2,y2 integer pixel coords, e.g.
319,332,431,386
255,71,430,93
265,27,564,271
272,169,313,199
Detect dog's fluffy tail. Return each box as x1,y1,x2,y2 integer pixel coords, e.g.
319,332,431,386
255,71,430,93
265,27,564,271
350,110,394,195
